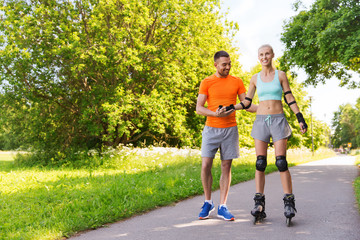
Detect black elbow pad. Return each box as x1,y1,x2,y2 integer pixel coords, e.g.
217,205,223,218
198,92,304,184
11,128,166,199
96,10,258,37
243,97,252,109
284,91,291,105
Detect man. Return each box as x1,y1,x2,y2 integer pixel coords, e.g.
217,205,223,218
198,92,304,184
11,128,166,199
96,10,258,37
196,50,257,221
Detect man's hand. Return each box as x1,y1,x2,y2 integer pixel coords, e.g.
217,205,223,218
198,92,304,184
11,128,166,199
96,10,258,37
215,105,235,117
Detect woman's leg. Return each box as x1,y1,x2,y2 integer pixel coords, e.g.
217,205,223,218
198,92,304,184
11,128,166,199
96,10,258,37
254,139,268,194
274,139,292,194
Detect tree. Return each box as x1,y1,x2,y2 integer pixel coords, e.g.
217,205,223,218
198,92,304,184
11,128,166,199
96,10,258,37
0,0,240,158
332,97,360,148
281,0,360,88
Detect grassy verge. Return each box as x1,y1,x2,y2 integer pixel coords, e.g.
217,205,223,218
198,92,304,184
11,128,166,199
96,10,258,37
0,147,335,240
354,154,360,212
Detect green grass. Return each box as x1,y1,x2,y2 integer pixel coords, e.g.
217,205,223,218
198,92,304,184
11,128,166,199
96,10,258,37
355,176,360,213
0,151,18,171
0,147,335,240
354,154,360,212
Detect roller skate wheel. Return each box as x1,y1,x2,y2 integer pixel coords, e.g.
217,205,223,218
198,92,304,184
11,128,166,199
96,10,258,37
286,217,291,227
253,214,265,225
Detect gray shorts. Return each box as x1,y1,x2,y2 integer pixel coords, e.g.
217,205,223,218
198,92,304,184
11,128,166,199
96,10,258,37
251,114,292,143
201,125,239,160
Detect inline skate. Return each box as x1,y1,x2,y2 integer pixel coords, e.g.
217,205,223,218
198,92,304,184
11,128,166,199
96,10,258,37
283,193,297,227
251,193,266,224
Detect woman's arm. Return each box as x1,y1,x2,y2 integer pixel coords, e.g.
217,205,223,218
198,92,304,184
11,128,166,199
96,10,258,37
235,74,257,111
279,71,308,134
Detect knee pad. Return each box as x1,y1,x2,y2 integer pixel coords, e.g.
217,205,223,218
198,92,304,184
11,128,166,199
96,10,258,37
256,155,267,172
275,156,288,172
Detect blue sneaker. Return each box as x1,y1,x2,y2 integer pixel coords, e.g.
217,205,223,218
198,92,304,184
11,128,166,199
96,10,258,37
217,205,235,221
198,202,215,219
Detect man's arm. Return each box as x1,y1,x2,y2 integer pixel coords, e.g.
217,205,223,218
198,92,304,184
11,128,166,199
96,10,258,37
196,94,234,117
196,94,215,117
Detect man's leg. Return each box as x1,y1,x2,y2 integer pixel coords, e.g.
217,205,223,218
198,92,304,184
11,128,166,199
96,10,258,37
217,159,235,221
216,125,238,221
219,159,232,205
199,157,215,219
201,157,213,201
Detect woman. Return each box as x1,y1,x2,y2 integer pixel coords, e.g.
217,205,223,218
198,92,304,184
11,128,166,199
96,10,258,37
235,44,308,225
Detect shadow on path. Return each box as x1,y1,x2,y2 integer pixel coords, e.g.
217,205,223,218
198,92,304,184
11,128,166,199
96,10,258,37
70,156,360,240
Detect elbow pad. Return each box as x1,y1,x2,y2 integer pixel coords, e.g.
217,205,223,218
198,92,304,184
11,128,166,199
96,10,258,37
240,97,252,110
284,91,296,106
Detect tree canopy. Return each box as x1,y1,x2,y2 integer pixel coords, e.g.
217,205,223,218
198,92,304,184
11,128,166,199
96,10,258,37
331,97,360,149
0,0,328,164
0,0,240,157
281,0,360,88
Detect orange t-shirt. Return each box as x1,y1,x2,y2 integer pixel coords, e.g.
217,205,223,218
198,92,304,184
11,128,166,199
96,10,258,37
199,74,246,128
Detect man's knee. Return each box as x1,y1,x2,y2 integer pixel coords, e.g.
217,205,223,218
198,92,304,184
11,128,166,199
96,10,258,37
221,159,232,170
275,155,288,172
202,158,213,169
256,155,267,172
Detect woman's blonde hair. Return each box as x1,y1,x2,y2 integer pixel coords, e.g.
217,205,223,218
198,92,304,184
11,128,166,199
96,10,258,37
258,44,274,54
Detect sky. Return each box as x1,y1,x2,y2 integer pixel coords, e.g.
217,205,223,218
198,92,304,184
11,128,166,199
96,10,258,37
221,0,359,126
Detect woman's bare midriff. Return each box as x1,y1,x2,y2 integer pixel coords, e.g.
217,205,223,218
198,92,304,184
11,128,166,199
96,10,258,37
256,100,284,115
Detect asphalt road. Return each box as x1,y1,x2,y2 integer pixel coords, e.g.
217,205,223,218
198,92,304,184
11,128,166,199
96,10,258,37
70,155,360,240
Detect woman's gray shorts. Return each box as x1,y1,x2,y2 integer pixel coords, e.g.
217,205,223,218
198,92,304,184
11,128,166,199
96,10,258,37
251,114,292,143
201,125,239,160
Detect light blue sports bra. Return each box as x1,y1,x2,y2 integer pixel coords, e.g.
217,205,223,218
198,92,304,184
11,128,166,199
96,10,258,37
257,70,283,102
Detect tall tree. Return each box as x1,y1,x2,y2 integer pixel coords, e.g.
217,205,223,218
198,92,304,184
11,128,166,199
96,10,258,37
281,0,360,88
0,0,238,157
332,97,360,148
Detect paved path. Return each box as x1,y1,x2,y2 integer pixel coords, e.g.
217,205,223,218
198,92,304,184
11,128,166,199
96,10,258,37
70,155,360,240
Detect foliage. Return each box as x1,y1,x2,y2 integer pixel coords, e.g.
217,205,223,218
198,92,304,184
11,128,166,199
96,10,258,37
350,149,360,156
0,147,335,239
0,0,239,157
0,0,332,164
331,97,360,148
355,155,360,212
355,177,360,212
281,0,360,88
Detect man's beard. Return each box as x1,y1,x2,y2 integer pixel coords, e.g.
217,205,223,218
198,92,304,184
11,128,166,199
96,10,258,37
219,70,229,77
